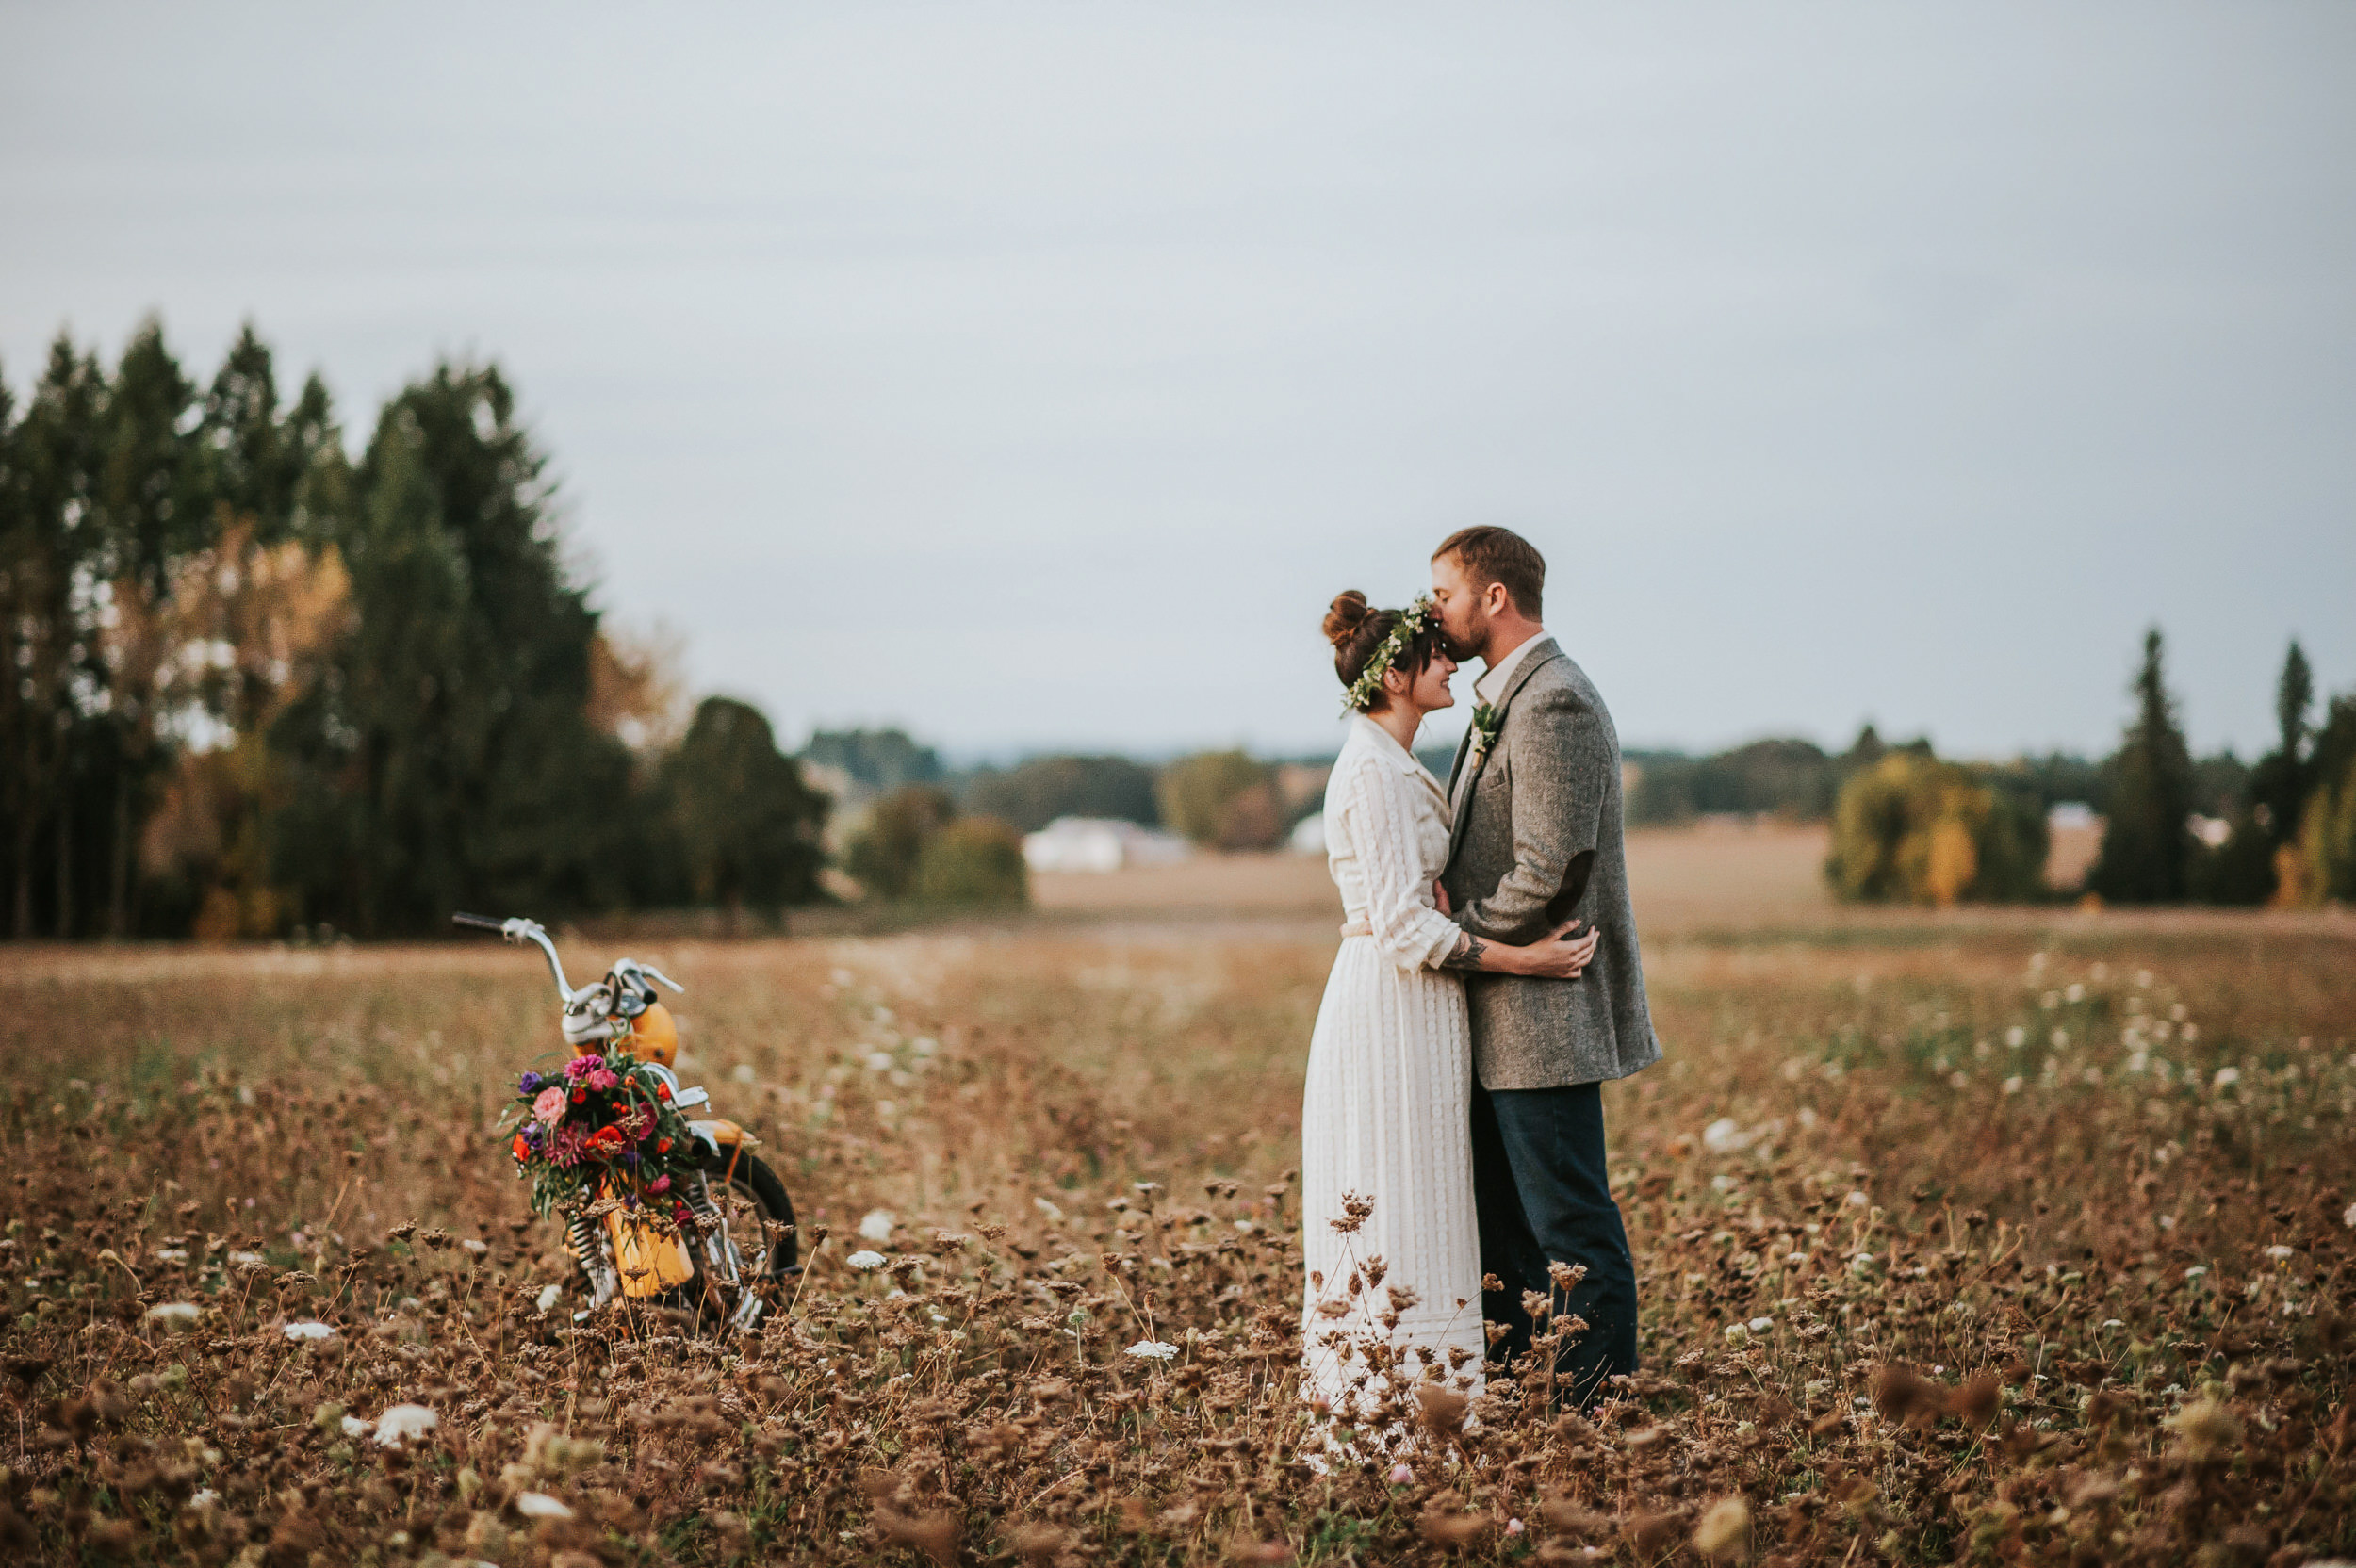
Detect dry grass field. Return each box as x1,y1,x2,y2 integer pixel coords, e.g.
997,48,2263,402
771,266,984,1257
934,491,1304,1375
5,828,2354,1566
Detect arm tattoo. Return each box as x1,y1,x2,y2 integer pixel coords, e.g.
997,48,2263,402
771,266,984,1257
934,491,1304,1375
1440,932,1489,972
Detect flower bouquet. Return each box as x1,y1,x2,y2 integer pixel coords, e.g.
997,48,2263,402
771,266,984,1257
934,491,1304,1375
499,1053,700,1229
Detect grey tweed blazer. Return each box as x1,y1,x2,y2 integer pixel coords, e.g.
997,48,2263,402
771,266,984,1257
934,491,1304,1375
1440,638,1662,1091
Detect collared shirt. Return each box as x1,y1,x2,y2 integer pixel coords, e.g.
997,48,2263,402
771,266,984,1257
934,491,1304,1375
1473,628,1549,708
1454,629,1550,812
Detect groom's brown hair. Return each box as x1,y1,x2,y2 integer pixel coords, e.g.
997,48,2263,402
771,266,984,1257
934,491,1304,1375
1434,526,1545,620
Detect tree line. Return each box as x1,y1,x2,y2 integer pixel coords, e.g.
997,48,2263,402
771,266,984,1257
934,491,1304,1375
9,318,2342,936
0,319,825,940
1822,630,2356,906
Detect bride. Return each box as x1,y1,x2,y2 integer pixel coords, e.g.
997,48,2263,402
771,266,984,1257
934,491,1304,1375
1299,591,1596,1448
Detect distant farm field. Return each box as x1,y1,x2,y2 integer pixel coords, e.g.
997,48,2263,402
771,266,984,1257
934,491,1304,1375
6,829,2354,1565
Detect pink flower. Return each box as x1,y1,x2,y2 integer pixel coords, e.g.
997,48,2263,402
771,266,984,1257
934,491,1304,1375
563,1055,599,1080
585,1068,618,1090
648,1175,671,1194
532,1087,567,1124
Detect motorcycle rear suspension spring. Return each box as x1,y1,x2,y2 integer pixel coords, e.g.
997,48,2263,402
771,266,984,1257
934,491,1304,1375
567,1212,602,1268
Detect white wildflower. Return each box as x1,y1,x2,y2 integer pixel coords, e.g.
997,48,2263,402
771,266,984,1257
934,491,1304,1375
846,1250,888,1270
341,1414,371,1438
2264,1245,2294,1261
2213,1067,2240,1088
1701,1118,1744,1153
145,1301,202,1330
1748,1316,1775,1332
514,1492,574,1519
281,1320,335,1341
865,1051,894,1073
859,1209,895,1242
2005,1026,2026,1049
372,1404,438,1447
1126,1339,1181,1361
535,1284,563,1313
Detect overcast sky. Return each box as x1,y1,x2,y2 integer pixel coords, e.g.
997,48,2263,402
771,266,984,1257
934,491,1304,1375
5,3,2350,760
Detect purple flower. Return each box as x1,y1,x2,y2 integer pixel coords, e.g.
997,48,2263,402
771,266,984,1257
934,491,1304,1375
517,1070,545,1097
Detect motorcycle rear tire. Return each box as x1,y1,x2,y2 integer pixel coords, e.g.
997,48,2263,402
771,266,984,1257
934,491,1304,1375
703,1149,799,1277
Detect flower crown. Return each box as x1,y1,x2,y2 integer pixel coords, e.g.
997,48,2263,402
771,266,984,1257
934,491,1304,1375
1340,595,1436,713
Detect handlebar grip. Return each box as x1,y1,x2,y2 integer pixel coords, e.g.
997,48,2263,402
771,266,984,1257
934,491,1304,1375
451,912,507,931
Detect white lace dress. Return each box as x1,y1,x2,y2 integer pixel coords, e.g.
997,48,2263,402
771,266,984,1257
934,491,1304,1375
1299,715,1486,1432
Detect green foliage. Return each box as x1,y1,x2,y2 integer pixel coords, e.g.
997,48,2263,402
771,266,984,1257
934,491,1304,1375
660,697,828,915
1156,750,1283,849
1631,737,1838,825
2299,698,2356,903
1825,753,2048,906
913,818,1030,906
2089,629,2197,905
2197,641,2316,906
843,786,957,900
0,319,828,939
802,727,941,793
270,363,643,934
962,754,1158,834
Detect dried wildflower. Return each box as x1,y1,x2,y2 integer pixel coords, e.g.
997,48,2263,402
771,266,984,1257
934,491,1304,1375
876,1505,960,1567
2163,1397,2243,1460
1418,1507,1492,1548
1692,1495,1750,1561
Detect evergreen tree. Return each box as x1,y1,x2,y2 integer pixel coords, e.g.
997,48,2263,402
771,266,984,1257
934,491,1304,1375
92,319,205,935
660,696,828,925
2088,628,2196,904
1,336,106,937
2246,639,2314,848
273,363,636,934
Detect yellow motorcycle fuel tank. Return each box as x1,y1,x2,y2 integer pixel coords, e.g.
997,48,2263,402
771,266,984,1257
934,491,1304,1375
626,1001,679,1067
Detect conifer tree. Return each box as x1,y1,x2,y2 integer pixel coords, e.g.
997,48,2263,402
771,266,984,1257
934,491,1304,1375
2088,629,2196,903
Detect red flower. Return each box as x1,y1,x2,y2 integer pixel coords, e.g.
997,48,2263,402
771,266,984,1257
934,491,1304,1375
656,1083,672,1101
572,1088,586,1103
511,1135,531,1162
656,1137,671,1154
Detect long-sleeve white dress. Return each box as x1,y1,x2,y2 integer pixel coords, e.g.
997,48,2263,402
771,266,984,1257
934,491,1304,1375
1299,715,1485,1433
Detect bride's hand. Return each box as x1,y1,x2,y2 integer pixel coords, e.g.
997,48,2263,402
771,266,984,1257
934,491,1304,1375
1432,879,1452,915
1526,920,1599,980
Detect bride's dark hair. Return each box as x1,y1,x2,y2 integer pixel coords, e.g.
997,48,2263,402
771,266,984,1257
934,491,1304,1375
1323,591,1444,710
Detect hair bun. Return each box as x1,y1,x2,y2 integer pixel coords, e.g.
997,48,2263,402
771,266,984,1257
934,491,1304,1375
1322,590,1371,648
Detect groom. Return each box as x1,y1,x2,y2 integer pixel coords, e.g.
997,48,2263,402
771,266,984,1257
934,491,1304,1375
1430,526,1659,1410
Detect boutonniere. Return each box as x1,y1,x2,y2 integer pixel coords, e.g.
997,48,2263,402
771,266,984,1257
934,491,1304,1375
1469,703,1503,764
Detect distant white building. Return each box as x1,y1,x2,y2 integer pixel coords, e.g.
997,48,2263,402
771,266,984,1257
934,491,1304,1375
2048,802,2098,832
1022,817,1192,873
1288,812,1328,857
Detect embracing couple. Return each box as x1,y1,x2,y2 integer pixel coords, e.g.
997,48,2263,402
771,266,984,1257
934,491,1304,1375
1299,526,1660,1438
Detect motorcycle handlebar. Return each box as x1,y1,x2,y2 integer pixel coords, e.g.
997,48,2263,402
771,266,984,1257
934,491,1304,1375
450,911,575,1003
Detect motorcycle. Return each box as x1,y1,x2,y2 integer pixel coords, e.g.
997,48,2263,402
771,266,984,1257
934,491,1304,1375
454,913,798,1329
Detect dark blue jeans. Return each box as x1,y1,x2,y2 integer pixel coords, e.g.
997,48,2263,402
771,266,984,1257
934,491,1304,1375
1470,1079,1639,1409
